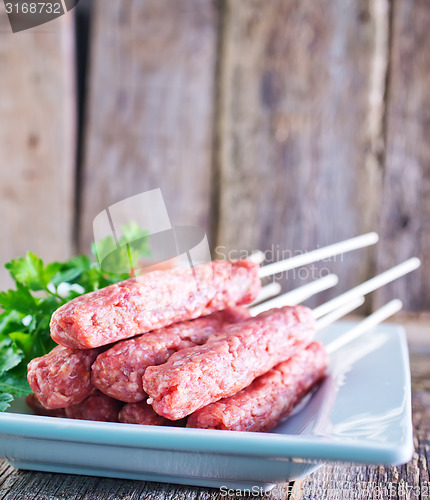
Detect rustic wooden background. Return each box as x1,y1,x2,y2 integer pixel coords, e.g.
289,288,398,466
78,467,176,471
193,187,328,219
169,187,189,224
0,0,428,313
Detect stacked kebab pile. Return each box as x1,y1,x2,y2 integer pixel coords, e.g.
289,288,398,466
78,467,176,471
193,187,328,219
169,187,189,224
26,234,419,432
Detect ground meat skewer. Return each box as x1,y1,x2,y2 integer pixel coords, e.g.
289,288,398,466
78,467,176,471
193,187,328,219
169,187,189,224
25,394,66,418
64,391,123,422
26,276,331,410
27,345,102,409
186,299,403,432
26,307,250,410
50,259,260,349
142,305,315,420
119,402,171,426
187,341,328,432
119,402,187,427
92,306,251,403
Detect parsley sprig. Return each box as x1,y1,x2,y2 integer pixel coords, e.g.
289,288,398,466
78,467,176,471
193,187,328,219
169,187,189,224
0,223,150,411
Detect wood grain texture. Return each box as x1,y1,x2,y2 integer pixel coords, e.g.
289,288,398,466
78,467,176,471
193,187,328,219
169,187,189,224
0,7,76,289
78,0,219,254
0,462,288,499
214,0,386,307
375,0,430,312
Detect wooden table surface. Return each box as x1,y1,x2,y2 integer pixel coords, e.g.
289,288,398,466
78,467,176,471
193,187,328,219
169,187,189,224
1,319,429,500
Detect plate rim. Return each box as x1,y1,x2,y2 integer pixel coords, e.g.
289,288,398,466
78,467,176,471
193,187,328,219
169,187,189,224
0,322,414,467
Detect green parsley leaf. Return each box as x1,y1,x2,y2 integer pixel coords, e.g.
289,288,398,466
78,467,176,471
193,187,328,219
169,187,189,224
5,253,46,291
92,220,150,275
0,393,14,412
0,371,31,398
0,221,151,412
0,334,23,374
0,283,37,314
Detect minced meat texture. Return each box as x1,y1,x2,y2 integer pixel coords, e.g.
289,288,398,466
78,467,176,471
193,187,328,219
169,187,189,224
25,393,66,417
50,260,260,349
27,345,101,409
64,391,123,422
142,305,315,420
118,401,186,426
187,341,328,432
92,307,251,403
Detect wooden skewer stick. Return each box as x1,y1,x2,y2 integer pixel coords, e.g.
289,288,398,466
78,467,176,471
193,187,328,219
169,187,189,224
315,297,365,331
258,232,379,278
249,274,338,316
247,282,282,307
325,299,403,354
313,258,420,319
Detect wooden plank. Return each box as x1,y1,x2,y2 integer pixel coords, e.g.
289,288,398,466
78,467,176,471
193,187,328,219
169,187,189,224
215,0,388,307
0,460,286,500
375,0,430,312
0,8,76,289
78,0,218,254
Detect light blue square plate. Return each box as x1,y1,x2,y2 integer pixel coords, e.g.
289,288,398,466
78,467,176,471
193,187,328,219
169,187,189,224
0,322,413,491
